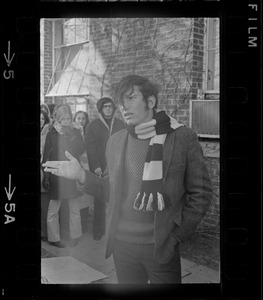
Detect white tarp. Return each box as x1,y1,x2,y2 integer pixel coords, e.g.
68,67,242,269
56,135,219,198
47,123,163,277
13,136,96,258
41,256,108,284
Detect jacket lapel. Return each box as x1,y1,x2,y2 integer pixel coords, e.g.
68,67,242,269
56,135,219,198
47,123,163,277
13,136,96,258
163,132,175,182
111,130,128,180
107,130,128,218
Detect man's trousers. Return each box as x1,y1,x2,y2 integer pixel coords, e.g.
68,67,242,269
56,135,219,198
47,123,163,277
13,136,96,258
112,239,182,284
47,198,82,242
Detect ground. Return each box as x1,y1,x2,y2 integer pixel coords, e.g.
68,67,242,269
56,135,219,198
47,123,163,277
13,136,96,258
42,232,220,272
179,233,220,271
42,205,220,273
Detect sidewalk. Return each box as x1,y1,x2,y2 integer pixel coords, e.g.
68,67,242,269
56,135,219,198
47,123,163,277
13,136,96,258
41,223,219,284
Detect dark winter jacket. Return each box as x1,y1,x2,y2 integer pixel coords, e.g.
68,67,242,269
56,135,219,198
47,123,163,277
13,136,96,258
84,115,125,173
81,126,213,264
43,125,85,200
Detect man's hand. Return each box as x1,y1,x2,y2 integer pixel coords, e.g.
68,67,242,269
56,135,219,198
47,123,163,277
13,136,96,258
42,151,85,183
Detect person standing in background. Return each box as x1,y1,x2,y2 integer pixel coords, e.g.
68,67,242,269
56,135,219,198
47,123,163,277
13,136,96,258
40,109,51,163
47,103,56,122
73,110,93,229
41,103,51,119
40,109,51,241
73,110,90,170
73,110,90,138
42,104,85,247
85,97,124,240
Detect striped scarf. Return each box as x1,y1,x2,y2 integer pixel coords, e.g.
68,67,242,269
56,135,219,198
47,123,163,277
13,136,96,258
126,111,184,212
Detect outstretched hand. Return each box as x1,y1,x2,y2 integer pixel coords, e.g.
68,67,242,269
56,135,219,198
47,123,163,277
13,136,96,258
42,151,84,181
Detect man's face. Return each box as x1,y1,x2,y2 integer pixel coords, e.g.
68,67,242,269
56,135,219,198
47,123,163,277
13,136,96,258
102,103,114,119
120,86,153,126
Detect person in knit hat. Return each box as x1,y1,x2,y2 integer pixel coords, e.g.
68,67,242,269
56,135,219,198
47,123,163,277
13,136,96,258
43,75,212,283
84,97,124,240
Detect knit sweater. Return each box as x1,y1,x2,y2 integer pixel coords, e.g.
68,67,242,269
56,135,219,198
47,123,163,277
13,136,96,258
115,134,155,244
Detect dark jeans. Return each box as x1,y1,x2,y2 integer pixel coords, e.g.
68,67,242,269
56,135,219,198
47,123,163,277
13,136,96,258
112,239,182,284
93,197,106,236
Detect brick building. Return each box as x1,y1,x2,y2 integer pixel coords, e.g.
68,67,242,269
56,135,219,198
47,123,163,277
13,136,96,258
41,17,220,240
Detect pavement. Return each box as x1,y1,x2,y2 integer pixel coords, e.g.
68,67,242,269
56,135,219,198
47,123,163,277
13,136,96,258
41,215,220,284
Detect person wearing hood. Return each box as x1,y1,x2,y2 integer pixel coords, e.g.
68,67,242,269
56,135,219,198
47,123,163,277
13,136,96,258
84,97,124,240
43,75,212,283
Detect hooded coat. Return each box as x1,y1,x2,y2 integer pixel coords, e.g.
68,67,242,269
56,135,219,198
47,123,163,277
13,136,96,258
84,98,125,173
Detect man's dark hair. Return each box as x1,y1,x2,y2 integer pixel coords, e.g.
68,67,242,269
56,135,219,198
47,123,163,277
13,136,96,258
96,97,116,114
114,75,159,110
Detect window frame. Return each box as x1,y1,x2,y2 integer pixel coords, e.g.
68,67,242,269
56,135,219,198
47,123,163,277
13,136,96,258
189,99,220,139
190,18,220,139
62,18,90,46
45,18,90,98
203,18,220,95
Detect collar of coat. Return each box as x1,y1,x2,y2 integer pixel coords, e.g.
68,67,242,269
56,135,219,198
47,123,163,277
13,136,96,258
99,113,116,134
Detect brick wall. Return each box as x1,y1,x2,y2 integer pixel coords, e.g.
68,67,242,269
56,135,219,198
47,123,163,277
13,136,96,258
197,141,220,240
85,18,205,124
43,20,54,104
86,18,114,120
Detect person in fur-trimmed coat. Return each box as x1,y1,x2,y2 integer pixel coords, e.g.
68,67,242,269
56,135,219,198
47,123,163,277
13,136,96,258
84,97,124,240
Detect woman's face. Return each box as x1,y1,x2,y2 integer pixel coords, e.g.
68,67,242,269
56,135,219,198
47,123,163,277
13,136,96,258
40,113,45,129
75,112,86,127
58,113,72,126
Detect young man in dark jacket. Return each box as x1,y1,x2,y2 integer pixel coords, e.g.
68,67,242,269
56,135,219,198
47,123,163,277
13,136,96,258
85,97,124,240
44,75,213,283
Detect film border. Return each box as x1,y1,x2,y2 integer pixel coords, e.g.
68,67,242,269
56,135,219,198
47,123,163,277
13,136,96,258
1,0,261,299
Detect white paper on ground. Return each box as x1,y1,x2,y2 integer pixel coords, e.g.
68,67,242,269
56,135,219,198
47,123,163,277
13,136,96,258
41,256,108,284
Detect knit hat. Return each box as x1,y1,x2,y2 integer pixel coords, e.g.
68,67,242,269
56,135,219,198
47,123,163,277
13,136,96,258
96,97,116,113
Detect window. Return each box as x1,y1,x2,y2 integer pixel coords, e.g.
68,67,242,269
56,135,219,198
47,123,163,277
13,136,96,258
204,18,220,93
60,97,87,116
45,18,90,98
63,18,89,45
190,18,220,138
190,100,219,138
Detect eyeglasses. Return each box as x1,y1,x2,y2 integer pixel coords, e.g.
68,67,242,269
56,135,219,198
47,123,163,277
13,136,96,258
102,104,113,109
